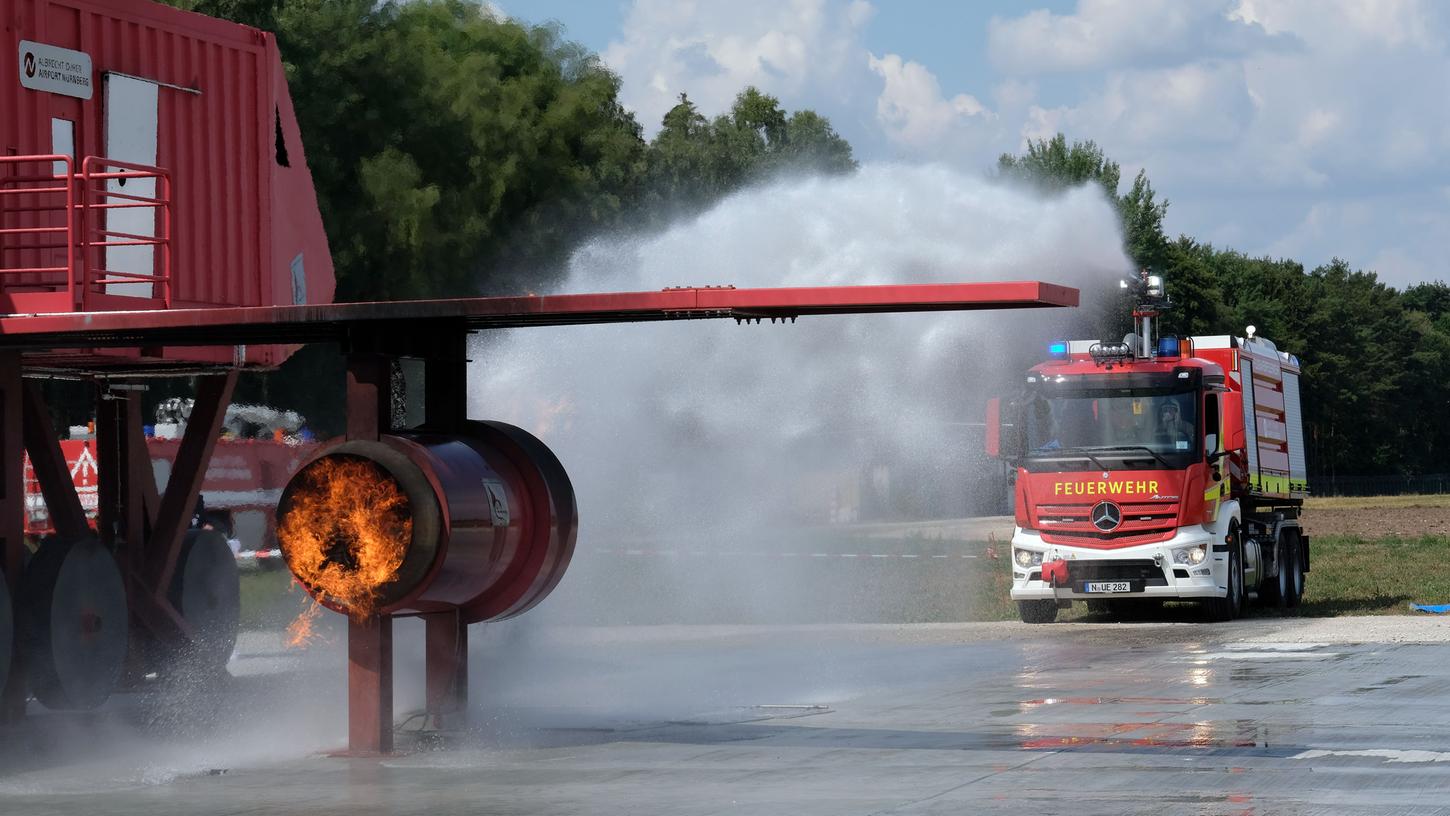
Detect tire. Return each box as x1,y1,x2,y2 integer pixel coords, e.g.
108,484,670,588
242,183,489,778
1018,599,1058,624
1284,528,1305,608
1203,523,1244,622
1260,533,1289,610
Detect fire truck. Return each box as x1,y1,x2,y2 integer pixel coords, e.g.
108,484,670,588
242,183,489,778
23,407,317,566
988,271,1309,623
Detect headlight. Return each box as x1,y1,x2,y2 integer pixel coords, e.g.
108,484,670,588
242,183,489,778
1014,549,1043,568
1173,544,1207,565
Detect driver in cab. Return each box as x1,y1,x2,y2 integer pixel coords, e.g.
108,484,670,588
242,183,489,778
1157,401,1193,444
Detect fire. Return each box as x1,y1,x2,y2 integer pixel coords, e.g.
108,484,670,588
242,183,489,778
277,455,413,619
286,598,324,648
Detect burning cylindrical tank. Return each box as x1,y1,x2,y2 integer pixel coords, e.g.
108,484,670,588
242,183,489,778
276,421,576,622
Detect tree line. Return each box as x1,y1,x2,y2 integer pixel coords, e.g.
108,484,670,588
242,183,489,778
166,2,1443,488
1000,135,1449,489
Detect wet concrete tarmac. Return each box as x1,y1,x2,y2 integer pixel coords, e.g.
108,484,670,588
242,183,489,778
2,618,1450,815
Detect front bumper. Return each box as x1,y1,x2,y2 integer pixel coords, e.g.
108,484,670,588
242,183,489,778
1009,527,1226,601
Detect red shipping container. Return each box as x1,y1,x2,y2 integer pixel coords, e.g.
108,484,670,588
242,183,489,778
1,0,334,367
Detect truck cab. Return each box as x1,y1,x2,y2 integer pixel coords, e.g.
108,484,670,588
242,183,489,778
989,274,1309,623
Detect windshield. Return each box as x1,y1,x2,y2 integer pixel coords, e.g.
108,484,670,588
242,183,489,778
1025,389,1198,466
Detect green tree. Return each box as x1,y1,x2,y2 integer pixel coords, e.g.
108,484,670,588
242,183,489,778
169,0,647,300
996,134,1168,272
643,87,856,221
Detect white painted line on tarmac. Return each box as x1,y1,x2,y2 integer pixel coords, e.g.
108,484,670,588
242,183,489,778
588,549,983,559
1294,748,1450,764
1193,651,1340,661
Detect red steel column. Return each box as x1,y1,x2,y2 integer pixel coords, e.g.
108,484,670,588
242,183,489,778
423,610,467,730
0,353,24,721
422,325,470,730
346,351,394,754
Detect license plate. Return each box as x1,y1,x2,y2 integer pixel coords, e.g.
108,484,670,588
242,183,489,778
1084,581,1132,593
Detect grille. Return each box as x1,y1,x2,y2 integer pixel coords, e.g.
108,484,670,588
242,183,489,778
1035,501,1179,547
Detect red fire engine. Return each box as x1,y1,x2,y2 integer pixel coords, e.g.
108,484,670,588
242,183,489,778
989,270,1309,623
24,431,316,564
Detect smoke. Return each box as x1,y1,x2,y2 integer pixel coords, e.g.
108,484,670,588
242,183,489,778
470,163,1130,626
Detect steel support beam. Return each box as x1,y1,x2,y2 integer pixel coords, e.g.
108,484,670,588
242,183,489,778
345,349,394,754
423,610,468,731
21,382,89,541
0,353,24,721
347,613,393,755
147,371,237,593
422,322,469,434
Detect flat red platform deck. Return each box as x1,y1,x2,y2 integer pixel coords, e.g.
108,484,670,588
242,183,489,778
0,281,1078,361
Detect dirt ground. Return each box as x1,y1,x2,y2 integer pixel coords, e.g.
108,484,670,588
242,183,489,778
1301,504,1450,539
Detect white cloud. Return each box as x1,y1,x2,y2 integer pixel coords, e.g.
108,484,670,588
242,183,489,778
1023,61,1255,151
987,0,1292,76
866,53,992,150
595,0,1450,286
603,0,874,134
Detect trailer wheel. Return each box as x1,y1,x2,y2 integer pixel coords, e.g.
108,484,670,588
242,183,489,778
1018,599,1058,624
1203,523,1244,622
168,529,242,676
1283,528,1305,608
18,537,128,710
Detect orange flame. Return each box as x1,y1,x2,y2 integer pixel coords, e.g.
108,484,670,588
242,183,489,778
277,456,413,619
286,598,324,648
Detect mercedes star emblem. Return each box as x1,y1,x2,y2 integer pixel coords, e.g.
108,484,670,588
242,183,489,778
1090,501,1122,532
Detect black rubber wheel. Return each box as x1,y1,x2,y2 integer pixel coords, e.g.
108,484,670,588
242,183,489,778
1284,529,1305,608
1261,534,1289,610
168,529,241,676
19,537,128,710
1204,523,1244,623
1018,599,1058,624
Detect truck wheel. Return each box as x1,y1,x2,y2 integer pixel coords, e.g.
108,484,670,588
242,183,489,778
1260,534,1289,610
1018,600,1058,624
1283,529,1305,608
1204,523,1244,622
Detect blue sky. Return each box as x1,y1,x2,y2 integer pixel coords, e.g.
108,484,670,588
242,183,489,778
504,1,1450,289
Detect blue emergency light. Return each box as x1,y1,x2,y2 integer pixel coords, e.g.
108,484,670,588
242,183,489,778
1156,336,1181,358
1047,340,1069,360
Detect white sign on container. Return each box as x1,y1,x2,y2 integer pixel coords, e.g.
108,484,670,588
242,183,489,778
18,40,93,99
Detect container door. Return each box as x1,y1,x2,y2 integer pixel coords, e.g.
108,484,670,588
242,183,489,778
102,74,158,298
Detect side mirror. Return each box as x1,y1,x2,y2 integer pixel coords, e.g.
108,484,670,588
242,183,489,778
1221,391,1246,453
1204,432,1220,459
986,397,1026,460
986,397,1001,458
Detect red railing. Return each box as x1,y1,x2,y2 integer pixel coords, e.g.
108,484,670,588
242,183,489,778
78,156,173,309
0,154,172,312
0,154,79,306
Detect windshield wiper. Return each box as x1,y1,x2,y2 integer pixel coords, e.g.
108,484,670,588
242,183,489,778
1080,445,1175,469
1032,446,1111,471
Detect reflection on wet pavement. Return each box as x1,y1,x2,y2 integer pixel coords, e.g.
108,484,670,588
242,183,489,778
1,622,1449,815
